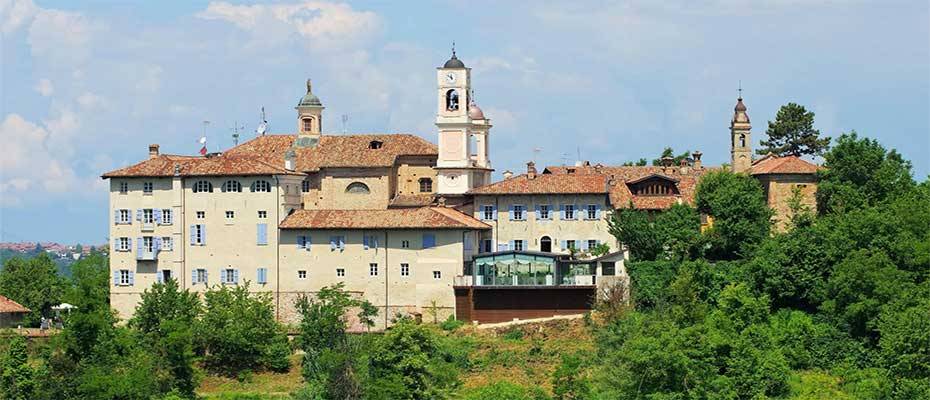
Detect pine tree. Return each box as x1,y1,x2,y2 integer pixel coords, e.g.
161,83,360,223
758,103,831,157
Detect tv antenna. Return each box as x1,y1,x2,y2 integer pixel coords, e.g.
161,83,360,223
341,114,348,135
533,147,542,164
560,153,569,166
255,107,268,136
230,121,245,146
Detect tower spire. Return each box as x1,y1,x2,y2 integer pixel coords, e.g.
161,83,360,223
738,80,742,100
452,41,456,58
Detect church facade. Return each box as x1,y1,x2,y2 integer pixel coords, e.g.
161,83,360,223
103,51,818,328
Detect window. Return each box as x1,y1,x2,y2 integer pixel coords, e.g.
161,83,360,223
222,180,242,192
302,117,313,132
161,209,173,225
539,205,550,220
401,240,410,249
143,236,154,253
482,205,495,221
251,180,272,192
345,182,370,194
512,205,525,221
222,268,237,285
369,263,378,276
118,237,131,251
258,210,267,219
564,204,575,220
400,263,410,277
433,270,441,280
566,240,576,250
587,205,598,220
336,268,345,277
117,209,131,224
119,269,132,286
257,268,268,284
225,210,235,220
302,179,311,193
193,180,213,193
195,268,207,284
159,270,172,283
418,178,432,192
513,240,525,251
143,209,154,224
368,140,383,149
192,224,205,245
445,89,459,111
257,223,268,245
540,236,552,252
196,211,205,219
161,237,173,251
143,182,153,194
330,236,345,251
587,240,598,250
480,239,493,253
739,134,746,148
298,270,307,280
119,182,128,194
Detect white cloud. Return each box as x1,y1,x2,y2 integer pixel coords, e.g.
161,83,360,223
0,114,82,205
34,78,53,96
0,0,37,34
76,92,108,110
27,7,101,66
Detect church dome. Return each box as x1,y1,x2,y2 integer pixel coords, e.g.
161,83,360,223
297,79,322,107
443,52,465,68
468,102,485,120
734,97,747,112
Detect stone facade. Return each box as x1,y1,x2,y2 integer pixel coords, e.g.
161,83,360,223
756,174,818,230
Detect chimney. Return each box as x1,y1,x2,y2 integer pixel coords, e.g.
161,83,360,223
692,151,703,169
284,148,296,171
679,158,690,174
526,161,537,180
148,144,160,159
503,170,514,180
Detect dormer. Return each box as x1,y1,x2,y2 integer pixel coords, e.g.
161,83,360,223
627,174,680,196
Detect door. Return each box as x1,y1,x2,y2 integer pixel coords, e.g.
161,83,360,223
540,236,552,253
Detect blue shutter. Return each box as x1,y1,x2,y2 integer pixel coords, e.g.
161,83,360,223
201,225,206,245
190,226,196,245
423,234,436,249
258,268,267,284
257,223,267,245
191,269,198,284
113,209,120,225
306,235,311,252
338,236,345,251
363,235,370,250
154,209,162,224
128,271,135,286
534,204,540,220
136,209,143,221
559,204,565,219
581,240,589,251
297,235,306,249
508,205,515,220
113,270,120,286
595,204,602,219
233,269,239,284
205,270,209,284
372,236,379,249
561,240,567,250
492,204,498,220
136,237,143,259
464,234,473,251
157,271,164,284
330,237,337,251
508,240,514,251
154,237,163,252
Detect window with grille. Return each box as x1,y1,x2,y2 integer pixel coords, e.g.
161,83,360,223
193,181,213,193
539,205,550,220
401,240,410,249
225,211,235,220
143,209,154,224
162,209,172,225
251,180,272,192
336,268,345,277
400,263,410,277
119,182,128,194
564,205,575,220
587,205,597,219
513,240,524,251
432,270,441,280
119,269,131,285
196,211,205,219
258,210,267,219
419,178,432,192
143,182,153,194
369,263,378,276
513,205,525,220
298,270,307,279
482,205,494,220
223,180,242,192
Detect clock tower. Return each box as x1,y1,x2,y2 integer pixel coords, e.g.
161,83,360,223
435,47,492,195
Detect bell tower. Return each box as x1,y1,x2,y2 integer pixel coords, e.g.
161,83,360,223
435,46,492,195
295,79,323,147
730,93,752,173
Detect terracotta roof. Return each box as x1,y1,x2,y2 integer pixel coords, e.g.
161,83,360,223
750,155,821,175
468,174,608,195
224,134,438,171
279,207,490,230
542,165,711,210
101,154,301,178
389,194,436,208
0,295,30,313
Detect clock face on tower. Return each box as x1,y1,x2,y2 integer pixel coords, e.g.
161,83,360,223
445,72,456,83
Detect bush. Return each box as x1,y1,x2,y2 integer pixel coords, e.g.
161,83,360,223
552,354,592,400
461,381,551,400
626,261,678,309
440,315,465,331
502,328,524,341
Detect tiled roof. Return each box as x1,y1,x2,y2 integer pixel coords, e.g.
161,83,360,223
750,155,821,175
542,164,711,210
224,134,438,171
389,194,436,208
101,154,301,178
0,295,30,313
279,207,490,230
468,174,608,195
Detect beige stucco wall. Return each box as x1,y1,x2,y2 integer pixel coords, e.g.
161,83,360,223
278,229,471,329
396,156,438,196
312,168,392,210
757,174,818,231
472,194,618,254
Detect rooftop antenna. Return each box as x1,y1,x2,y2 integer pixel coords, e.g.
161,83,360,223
230,120,245,146
341,114,348,135
255,107,268,136
560,153,569,166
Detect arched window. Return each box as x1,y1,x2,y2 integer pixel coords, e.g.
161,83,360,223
446,89,459,111
739,134,746,148
302,117,313,132
193,180,213,193
419,178,432,193
251,180,272,193
345,182,370,194
540,236,552,253
368,140,383,149
222,180,242,193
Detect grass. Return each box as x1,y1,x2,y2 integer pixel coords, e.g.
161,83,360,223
197,354,304,399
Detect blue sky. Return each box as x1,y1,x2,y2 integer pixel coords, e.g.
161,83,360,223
1,0,928,243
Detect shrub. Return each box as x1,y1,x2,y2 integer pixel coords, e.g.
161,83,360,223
502,328,524,341
461,381,551,400
440,315,465,331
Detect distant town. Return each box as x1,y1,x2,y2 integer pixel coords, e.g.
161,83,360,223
0,242,107,261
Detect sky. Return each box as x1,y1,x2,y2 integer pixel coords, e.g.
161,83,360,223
1,0,928,243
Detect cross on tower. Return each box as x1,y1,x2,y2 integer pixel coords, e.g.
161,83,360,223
738,80,743,99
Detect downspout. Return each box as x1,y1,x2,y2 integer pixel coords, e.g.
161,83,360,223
384,229,389,329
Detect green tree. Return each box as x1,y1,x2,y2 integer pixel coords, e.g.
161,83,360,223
0,253,66,326
368,320,461,399
695,170,772,260
0,335,37,400
552,354,592,400
621,158,647,167
816,132,914,214
195,283,288,375
608,208,660,261
358,300,379,333
651,147,691,166
757,102,830,156
295,283,357,382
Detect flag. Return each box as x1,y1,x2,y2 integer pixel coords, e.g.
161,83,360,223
198,136,207,155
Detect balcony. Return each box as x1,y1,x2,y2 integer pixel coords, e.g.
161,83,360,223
457,251,597,287
141,222,155,232
136,250,158,261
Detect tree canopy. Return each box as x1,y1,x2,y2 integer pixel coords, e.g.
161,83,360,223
758,102,831,157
